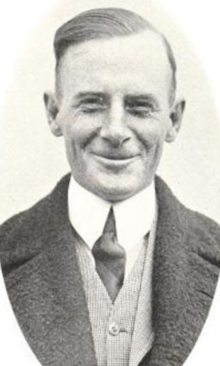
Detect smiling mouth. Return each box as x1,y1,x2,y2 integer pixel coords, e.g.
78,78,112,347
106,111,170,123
92,153,139,164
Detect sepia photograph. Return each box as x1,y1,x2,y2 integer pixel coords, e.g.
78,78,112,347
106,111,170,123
0,1,220,366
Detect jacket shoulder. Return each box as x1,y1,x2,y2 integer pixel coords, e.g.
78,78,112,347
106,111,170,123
186,207,220,260
0,195,50,249
156,176,220,259
0,174,70,275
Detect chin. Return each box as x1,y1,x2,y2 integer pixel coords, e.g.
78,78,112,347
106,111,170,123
79,172,150,202
93,182,141,202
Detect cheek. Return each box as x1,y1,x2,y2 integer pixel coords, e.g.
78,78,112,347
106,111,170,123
59,112,101,150
133,123,167,153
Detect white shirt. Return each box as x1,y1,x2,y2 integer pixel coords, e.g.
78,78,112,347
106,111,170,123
68,176,156,278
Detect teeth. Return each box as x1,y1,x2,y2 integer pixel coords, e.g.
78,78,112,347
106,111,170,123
106,157,127,160
93,153,138,161
98,155,135,159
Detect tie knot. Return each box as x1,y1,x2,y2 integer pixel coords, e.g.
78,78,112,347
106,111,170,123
103,206,117,237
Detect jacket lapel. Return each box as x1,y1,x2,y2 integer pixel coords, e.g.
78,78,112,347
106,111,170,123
140,177,219,366
5,175,97,366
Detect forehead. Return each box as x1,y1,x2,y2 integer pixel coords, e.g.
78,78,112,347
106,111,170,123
57,31,172,98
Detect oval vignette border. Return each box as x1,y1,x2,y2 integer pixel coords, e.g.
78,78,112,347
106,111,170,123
0,1,220,366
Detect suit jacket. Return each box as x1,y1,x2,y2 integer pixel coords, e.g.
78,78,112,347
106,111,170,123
0,174,220,366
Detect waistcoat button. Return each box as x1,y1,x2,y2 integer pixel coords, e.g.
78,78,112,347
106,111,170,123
109,322,120,336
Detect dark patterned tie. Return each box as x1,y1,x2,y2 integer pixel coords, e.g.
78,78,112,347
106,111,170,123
92,207,126,302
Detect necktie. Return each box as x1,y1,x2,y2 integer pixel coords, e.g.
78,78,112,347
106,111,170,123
92,207,126,302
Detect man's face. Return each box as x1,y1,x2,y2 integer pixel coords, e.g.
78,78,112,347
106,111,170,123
46,31,184,202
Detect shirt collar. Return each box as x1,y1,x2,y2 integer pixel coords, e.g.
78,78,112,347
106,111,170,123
68,176,156,251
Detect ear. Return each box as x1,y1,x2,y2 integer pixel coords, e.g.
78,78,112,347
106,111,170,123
165,99,186,143
43,92,62,136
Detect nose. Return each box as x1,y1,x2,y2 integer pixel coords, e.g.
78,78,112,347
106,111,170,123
100,100,131,147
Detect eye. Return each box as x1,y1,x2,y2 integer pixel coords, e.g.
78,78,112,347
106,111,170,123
78,97,107,114
125,100,159,118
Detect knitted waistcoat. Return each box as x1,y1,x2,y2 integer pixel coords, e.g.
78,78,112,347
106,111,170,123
75,219,156,366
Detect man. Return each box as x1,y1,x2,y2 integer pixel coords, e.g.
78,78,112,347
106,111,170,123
0,7,219,366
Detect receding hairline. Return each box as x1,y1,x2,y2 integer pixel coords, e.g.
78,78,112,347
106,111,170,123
54,7,177,104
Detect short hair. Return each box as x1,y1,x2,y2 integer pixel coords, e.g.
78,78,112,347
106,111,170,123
54,7,177,104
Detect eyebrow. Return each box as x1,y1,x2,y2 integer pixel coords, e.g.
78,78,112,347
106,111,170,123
74,92,107,101
125,94,159,105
